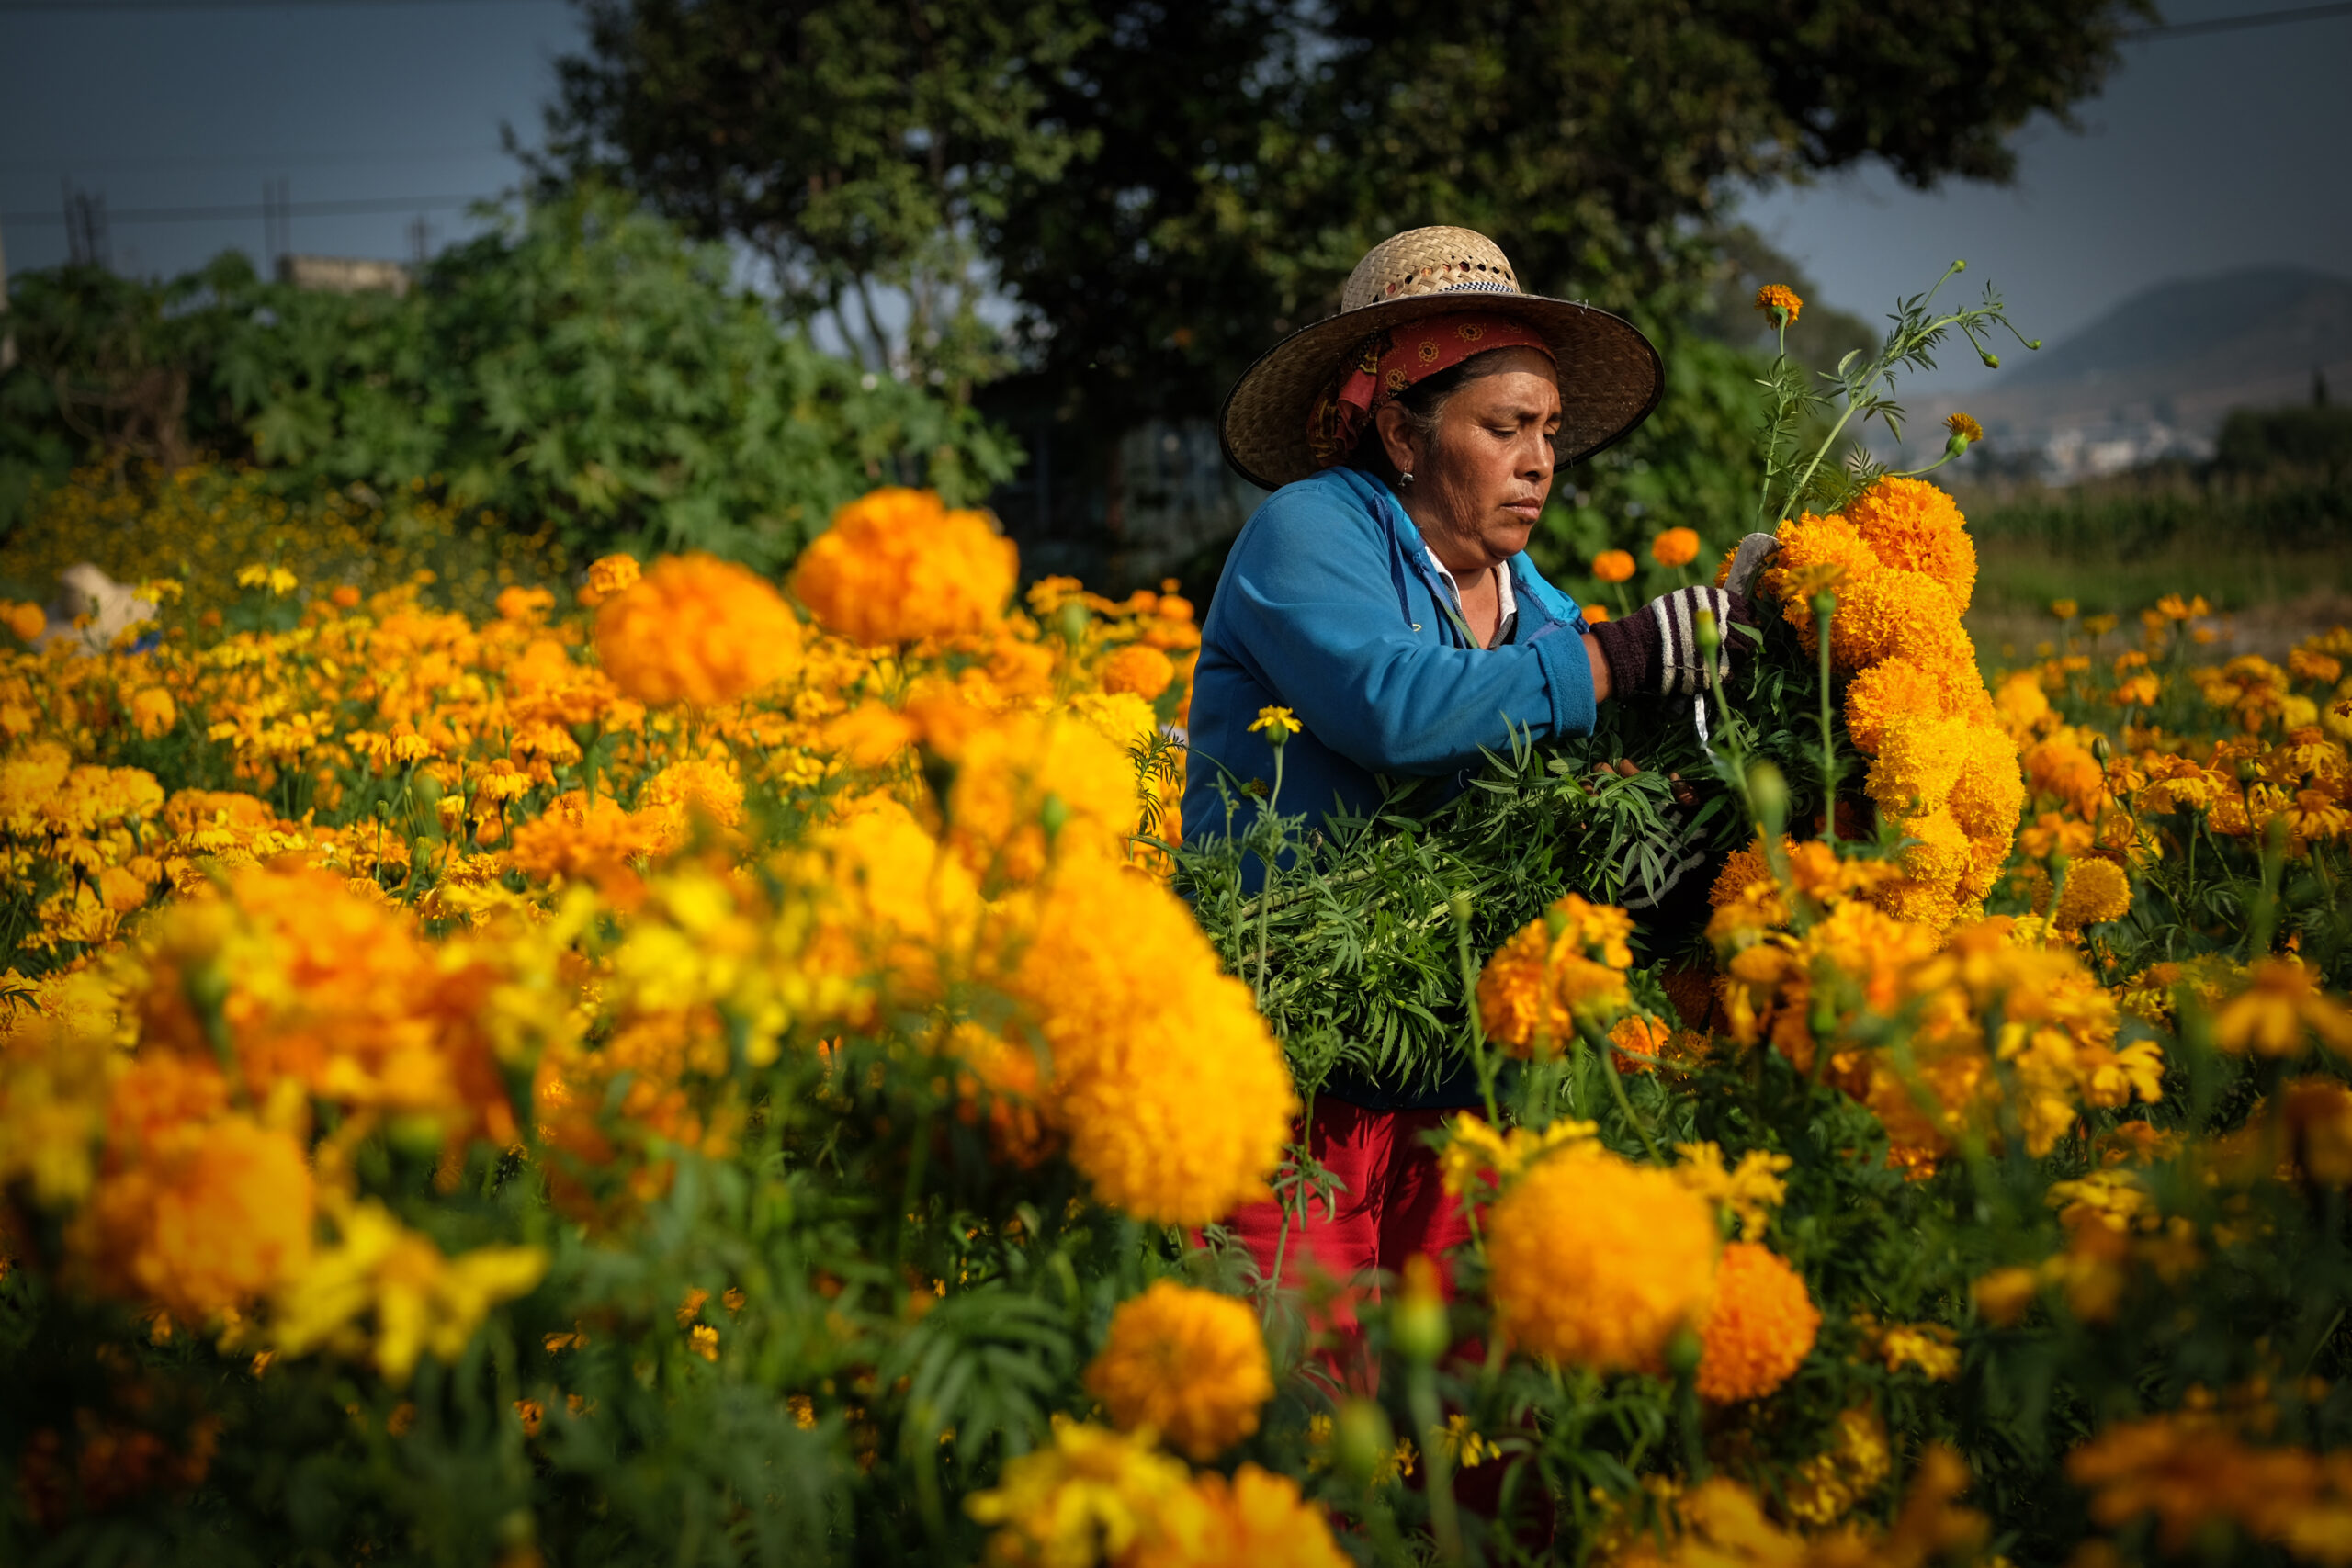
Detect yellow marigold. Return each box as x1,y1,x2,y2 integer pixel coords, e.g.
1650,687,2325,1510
1754,284,1803,323
992,853,1295,1224
1438,1113,1597,1201
1874,874,1963,933
1671,1141,1790,1240
1651,527,1701,569
791,487,1017,647
1948,723,2026,842
2051,857,2132,932
1476,894,1636,1055
1893,807,1970,892
2213,957,2352,1056
1784,1406,1893,1526
1995,671,2052,738
1945,412,1985,446
594,553,803,707
1871,1320,1962,1381
1708,839,1771,910
5,602,46,642
1085,1281,1272,1461
580,552,641,606
2021,736,2109,818
949,709,1141,886
130,685,177,739
1127,1465,1349,1568
1843,477,1979,612
1485,1143,1717,1372
74,1113,314,1321
637,758,746,847
1101,643,1177,700
1843,657,1952,756
1592,549,1637,583
1694,1242,1818,1403
966,1416,1203,1568
1868,714,1972,818
1830,567,1966,677
272,1201,547,1384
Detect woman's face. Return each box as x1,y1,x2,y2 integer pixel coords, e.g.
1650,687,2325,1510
1382,347,1562,570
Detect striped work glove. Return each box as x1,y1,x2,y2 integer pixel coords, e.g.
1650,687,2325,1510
1589,584,1759,699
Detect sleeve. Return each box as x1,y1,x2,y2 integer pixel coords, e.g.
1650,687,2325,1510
1216,491,1596,775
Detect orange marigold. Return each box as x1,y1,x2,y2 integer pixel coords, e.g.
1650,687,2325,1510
1764,513,1881,654
1694,1242,1819,1403
1486,1143,1717,1372
1131,1465,1351,1568
791,487,1017,647
1593,549,1637,584
1476,894,1636,1055
1843,477,1979,612
1085,1281,1272,1461
1651,527,1702,569
1843,657,1952,756
74,1114,314,1321
594,553,802,707
1754,284,1803,323
1101,643,1177,700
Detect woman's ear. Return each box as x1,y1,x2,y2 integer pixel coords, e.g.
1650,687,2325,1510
1374,402,1419,479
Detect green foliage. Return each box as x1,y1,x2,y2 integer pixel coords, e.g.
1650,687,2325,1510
545,0,2145,447
2217,400,2352,483
536,0,1099,396
0,189,1019,570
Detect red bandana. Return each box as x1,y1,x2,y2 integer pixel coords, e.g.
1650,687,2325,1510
1305,310,1555,470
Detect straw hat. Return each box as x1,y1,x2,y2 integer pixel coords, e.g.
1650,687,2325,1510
1218,226,1662,491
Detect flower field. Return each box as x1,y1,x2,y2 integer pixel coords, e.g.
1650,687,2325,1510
5,449,2352,1568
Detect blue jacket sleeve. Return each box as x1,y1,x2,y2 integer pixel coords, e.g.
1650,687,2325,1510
1215,485,1597,775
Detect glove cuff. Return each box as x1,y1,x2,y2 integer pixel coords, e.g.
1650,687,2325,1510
1587,609,1657,699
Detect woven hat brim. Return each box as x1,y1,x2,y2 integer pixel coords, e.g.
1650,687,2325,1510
1217,291,1663,492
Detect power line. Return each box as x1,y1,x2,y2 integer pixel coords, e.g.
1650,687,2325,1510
0,145,504,174
2,192,498,225
2124,0,2352,38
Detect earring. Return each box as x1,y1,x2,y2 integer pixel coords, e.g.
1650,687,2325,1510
1400,469,1414,485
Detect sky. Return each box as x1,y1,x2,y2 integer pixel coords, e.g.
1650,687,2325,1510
2,0,2348,379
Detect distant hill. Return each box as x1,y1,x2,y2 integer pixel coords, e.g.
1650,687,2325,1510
1918,265,2352,479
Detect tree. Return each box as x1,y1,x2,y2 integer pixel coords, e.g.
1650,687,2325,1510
533,0,1097,400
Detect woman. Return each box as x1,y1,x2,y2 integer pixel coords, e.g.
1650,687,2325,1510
1186,225,1766,1328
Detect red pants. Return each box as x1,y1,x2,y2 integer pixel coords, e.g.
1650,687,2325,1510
1227,1098,1475,1383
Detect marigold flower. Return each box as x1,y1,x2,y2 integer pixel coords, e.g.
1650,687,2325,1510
1763,513,1880,653
1476,894,1637,1055
1585,604,1611,623
949,709,1141,886
791,487,1017,646
1101,643,1177,700
1694,1242,1817,1403
1784,1406,1893,1525
5,602,47,642
1650,527,1701,569
2213,958,2352,1056
1868,713,1973,818
965,1416,1203,1568
73,1112,314,1322
1085,1281,1272,1461
1753,284,1803,323
594,553,802,707
130,686,177,739
272,1201,547,1384
1592,549,1637,584
1843,477,1978,612
990,852,1294,1224
2051,857,2132,932
1248,705,1299,743
1944,412,1984,448
1128,1464,1351,1568
1485,1143,1717,1372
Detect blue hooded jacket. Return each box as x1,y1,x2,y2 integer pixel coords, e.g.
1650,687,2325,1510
1180,466,1599,1110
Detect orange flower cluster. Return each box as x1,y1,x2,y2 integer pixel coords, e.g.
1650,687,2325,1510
1765,479,2015,931
1710,840,2162,1172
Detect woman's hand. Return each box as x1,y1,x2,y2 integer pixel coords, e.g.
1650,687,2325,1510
1586,586,1760,699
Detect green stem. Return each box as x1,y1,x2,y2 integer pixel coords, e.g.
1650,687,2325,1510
1252,744,1287,1007
1816,597,1840,844
1590,1025,1664,1165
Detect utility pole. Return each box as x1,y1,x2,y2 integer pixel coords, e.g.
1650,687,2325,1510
407,212,433,270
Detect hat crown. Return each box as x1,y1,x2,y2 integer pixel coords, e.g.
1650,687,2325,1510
1340,226,1523,314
